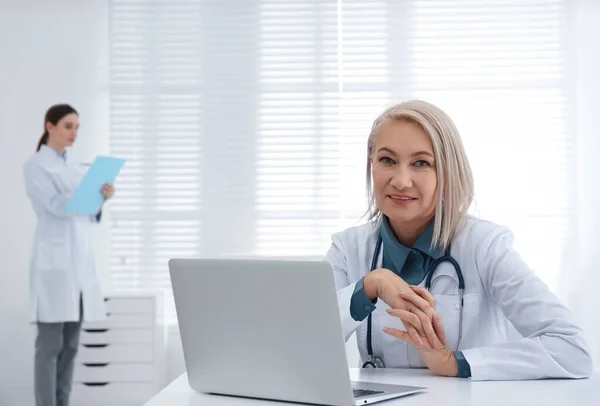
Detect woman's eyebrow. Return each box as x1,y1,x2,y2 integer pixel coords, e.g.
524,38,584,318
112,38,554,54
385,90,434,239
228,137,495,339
411,151,434,158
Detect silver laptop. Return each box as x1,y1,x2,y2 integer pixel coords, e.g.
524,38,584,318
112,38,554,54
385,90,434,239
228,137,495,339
169,258,426,406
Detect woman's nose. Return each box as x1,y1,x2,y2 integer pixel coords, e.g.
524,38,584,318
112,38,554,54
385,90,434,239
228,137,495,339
390,167,412,190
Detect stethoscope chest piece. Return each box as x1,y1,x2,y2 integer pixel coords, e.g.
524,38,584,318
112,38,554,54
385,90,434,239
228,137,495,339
362,355,385,369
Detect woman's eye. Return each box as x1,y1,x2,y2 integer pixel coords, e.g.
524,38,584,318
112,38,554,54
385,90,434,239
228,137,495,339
414,160,430,167
379,157,395,165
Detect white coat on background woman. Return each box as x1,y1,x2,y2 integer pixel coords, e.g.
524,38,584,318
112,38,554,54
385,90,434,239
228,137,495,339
23,104,115,406
325,100,593,381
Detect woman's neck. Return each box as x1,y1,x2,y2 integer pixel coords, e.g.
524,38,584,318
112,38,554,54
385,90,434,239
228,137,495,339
46,139,65,155
388,217,432,247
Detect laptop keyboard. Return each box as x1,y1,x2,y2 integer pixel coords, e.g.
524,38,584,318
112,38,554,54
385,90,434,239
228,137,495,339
353,389,384,398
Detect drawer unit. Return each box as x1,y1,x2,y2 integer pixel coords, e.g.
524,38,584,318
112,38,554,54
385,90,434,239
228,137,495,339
83,313,155,329
105,297,154,314
78,343,154,363
71,293,164,406
74,363,155,382
80,328,155,344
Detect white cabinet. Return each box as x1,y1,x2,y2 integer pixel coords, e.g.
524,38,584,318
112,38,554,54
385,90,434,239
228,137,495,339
71,294,164,406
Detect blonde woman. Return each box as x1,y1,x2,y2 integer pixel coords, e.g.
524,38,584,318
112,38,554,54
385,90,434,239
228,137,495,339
325,100,592,380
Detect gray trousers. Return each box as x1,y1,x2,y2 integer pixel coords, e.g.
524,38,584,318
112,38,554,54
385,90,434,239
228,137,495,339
34,298,83,406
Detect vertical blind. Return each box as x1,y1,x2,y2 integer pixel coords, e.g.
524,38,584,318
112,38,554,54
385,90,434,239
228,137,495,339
108,0,572,324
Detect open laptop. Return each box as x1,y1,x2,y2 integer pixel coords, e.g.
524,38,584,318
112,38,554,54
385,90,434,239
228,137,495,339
169,258,426,406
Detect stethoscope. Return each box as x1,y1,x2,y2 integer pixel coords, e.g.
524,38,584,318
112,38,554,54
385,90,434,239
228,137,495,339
362,233,465,368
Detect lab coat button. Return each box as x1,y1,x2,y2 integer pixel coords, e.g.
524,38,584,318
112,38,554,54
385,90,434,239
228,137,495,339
455,304,460,310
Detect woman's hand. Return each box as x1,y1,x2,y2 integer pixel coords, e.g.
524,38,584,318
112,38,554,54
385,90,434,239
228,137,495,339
101,183,115,201
364,270,445,343
384,286,458,377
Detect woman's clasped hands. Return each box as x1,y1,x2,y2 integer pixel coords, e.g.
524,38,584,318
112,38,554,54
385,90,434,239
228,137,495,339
363,268,459,377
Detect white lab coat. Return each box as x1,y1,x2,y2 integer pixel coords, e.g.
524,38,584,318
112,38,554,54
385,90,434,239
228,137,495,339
325,217,593,381
23,145,107,323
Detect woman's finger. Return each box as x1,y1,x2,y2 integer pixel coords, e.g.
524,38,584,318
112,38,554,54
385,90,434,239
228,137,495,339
384,327,421,347
399,290,431,313
406,325,424,347
386,308,422,331
407,287,446,345
410,286,437,309
387,309,434,349
409,305,443,349
432,312,446,346
383,327,431,350
408,301,446,347
400,291,438,332
383,327,411,343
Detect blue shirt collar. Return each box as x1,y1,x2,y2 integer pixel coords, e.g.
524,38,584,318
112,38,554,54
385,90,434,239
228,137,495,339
380,215,442,267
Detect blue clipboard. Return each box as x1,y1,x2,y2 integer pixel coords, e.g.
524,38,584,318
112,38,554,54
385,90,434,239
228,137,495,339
66,155,126,215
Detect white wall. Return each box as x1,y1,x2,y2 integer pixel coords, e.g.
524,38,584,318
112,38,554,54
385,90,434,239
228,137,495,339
0,1,109,404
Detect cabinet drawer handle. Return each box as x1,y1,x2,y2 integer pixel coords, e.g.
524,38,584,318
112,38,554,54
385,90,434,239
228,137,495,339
83,363,109,367
83,382,109,387
83,344,109,348
83,329,109,333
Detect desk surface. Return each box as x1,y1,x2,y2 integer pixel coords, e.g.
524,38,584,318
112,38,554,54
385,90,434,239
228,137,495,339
144,368,599,406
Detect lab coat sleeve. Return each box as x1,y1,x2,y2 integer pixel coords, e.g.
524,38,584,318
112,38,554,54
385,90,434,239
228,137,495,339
325,233,364,342
23,161,75,218
462,226,593,381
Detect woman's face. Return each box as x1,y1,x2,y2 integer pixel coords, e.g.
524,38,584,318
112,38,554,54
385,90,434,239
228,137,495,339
371,120,438,231
47,113,79,149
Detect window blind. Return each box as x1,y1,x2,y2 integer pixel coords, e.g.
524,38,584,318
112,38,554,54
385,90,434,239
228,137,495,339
108,0,205,324
403,0,571,287
256,0,395,255
108,0,572,324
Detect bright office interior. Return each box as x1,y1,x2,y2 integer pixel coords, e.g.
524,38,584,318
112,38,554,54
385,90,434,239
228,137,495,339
1,0,600,405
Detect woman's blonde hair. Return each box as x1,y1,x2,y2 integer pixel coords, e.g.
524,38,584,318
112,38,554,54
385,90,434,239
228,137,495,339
365,100,474,251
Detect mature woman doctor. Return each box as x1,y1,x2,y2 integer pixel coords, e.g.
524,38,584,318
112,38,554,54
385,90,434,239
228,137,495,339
326,100,593,381
23,104,115,406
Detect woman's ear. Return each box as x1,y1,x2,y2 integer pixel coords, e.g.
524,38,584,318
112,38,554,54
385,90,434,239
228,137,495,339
45,121,53,134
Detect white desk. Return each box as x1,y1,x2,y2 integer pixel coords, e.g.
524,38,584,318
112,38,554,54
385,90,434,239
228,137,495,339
143,368,599,406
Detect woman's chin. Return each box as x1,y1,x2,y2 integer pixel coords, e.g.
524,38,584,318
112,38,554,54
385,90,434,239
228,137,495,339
382,205,419,220
382,208,436,228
